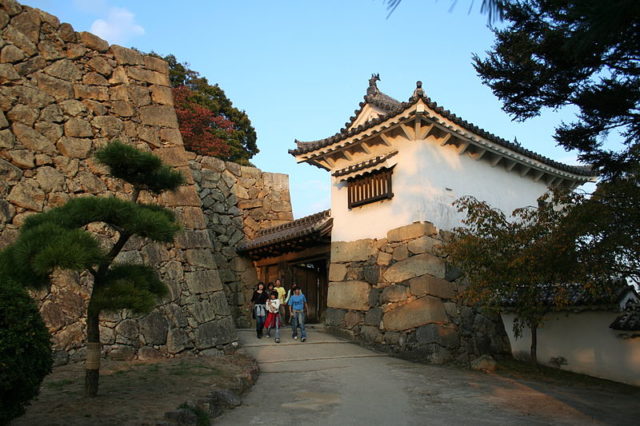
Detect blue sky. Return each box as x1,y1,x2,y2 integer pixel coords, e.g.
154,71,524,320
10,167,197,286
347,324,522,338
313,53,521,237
25,0,589,218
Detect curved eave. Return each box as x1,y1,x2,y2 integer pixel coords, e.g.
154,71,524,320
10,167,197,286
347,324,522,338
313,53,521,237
292,100,596,185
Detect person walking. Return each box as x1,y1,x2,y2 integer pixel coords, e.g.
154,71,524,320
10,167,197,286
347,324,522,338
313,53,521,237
274,279,286,323
264,291,281,343
250,282,268,338
284,283,298,324
288,286,309,342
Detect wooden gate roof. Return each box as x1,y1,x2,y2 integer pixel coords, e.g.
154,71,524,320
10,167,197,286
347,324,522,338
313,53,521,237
237,210,332,260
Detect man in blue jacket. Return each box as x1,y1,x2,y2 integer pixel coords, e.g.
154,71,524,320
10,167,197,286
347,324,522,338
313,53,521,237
288,287,309,342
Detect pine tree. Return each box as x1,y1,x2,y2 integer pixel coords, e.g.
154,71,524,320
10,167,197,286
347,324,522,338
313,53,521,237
0,141,184,397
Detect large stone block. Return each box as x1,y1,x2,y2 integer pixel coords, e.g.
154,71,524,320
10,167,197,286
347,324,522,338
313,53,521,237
185,270,223,294
140,105,178,128
327,280,370,311
328,263,347,282
139,311,169,345
331,239,376,263
195,317,235,349
12,122,56,154
382,296,448,331
383,253,445,283
408,275,456,299
416,324,459,348
56,136,91,158
7,180,44,211
407,235,441,255
387,222,437,243
381,284,409,303
167,328,190,354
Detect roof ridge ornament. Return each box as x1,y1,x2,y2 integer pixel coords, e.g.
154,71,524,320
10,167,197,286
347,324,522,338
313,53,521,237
413,80,424,98
366,73,380,97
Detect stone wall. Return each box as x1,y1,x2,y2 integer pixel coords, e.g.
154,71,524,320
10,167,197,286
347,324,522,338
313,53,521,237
189,155,294,327
0,0,236,363
325,221,510,365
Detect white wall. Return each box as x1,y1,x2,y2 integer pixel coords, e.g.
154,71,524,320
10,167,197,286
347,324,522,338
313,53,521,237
331,133,551,242
502,312,640,386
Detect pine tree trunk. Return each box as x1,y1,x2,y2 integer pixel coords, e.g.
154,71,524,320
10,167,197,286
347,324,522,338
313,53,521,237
530,323,538,364
85,307,101,397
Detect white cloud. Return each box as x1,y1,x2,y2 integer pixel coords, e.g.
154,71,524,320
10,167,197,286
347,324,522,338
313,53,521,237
90,7,144,45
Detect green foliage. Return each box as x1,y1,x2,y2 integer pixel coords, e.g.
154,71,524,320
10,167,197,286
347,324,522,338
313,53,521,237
0,224,104,289
23,197,180,244
95,141,184,193
473,0,640,177
92,264,167,313
562,169,640,285
0,279,52,423
158,53,258,165
442,194,618,338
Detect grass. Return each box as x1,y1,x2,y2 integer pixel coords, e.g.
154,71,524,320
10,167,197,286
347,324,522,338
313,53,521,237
44,379,75,390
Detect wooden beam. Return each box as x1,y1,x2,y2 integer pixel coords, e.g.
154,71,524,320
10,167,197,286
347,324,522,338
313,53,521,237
547,176,558,186
491,155,503,167
439,133,452,146
418,123,434,140
399,123,414,141
473,149,487,161
360,143,371,154
414,117,421,141
520,165,531,177
342,150,352,161
324,156,335,168
252,244,331,266
457,141,470,155
506,160,517,172
533,170,545,182
379,132,393,146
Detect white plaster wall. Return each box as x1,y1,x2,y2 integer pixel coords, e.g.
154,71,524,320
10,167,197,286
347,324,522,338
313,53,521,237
502,312,640,386
331,135,551,241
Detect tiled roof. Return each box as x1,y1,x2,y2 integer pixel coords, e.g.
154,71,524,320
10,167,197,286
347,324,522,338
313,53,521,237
610,300,640,331
289,84,595,178
332,150,398,178
500,282,636,311
237,210,332,259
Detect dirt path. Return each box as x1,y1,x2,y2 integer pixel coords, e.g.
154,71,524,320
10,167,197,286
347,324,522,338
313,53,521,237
13,353,256,425
217,327,638,425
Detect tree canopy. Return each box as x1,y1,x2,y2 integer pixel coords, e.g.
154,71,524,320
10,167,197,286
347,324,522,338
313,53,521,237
473,0,640,178
159,54,259,165
442,193,623,362
0,141,183,397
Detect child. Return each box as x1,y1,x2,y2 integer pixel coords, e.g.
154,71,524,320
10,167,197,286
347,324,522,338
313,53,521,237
288,287,309,342
264,291,281,343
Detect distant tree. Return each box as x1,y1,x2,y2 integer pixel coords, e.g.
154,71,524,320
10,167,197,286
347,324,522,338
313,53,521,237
0,279,52,423
173,85,235,158
562,168,640,286
442,194,618,363
159,54,258,165
0,142,183,397
473,0,640,178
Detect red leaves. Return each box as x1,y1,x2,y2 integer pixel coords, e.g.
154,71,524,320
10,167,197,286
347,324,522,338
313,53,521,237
173,86,235,157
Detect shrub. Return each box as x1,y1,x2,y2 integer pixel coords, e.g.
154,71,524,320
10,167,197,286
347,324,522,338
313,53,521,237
0,279,53,424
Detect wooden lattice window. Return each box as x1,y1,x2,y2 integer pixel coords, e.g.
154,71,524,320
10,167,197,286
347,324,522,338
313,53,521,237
347,168,394,209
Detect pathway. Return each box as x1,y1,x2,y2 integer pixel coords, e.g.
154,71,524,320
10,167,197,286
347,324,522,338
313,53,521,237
216,327,637,425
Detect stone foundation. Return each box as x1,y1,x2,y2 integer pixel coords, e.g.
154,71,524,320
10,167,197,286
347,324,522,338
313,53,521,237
189,155,293,328
325,221,510,365
0,0,236,364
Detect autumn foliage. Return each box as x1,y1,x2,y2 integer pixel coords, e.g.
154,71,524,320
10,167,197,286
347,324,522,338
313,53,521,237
173,85,235,158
